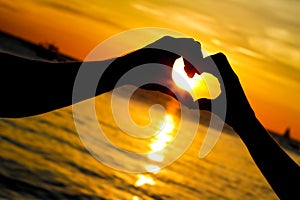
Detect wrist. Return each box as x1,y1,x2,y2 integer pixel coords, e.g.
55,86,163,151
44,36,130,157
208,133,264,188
231,111,259,135
232,114,271,143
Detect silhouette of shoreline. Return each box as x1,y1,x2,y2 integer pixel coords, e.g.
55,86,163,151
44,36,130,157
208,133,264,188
0,29,299,155
268,129,300,155
0,30,77,62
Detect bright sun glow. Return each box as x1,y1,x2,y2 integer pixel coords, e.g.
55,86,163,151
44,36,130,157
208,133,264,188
172,57,221,101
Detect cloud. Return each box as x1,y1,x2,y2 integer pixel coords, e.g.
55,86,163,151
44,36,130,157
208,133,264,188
38,0,127,30
0,1,21,12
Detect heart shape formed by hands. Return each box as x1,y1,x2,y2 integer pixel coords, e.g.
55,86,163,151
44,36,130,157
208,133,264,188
172,57,221,101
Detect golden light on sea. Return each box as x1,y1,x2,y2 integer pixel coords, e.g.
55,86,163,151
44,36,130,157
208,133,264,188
148,153,164,162
135,114,175,187
145,165,161,174
134,174,155,187
147,114,175,161
132,196,140,200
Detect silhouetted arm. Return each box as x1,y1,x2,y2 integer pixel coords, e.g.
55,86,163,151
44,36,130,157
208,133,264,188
0,36,200,118
0,52,99,118
193,53,300,200
235,116,300,200
0,36,201,118
0,49,179,118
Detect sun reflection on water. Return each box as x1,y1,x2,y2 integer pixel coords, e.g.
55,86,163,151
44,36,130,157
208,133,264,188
148,114,175,157
135,174,155,187
146,114,175,173
132,196,140,200
145,165,161,174
148,153,164,162
135,114,176,188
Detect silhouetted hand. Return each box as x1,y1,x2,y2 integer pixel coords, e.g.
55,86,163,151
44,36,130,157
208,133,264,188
142,37,256,130
143,37,256,131
191,53,256,131
97,36,204,100
144,36,203,65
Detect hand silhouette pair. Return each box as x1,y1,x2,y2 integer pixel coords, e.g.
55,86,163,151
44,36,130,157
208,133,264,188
138,36,256,131
0,36,299,200
97,36,254,130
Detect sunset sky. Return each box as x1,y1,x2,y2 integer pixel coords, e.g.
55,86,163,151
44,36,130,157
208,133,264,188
0,0,300,140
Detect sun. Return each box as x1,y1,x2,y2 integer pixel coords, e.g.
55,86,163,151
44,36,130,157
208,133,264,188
171,57,221,101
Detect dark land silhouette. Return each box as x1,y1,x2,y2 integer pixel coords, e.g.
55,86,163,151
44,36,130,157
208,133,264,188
0,30,77,62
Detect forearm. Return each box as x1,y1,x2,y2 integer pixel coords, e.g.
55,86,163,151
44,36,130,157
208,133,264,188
0,49,179,118
0,52,118,117
234,117,300,200
0,53,83,117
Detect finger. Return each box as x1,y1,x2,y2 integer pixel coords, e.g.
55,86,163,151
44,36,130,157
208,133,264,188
146,36,203,67
176,38,203,61
182,51,222,79
146,36,202,55
197,98,212,111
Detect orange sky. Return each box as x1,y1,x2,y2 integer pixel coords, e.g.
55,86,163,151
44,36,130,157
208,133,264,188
0,0,300,141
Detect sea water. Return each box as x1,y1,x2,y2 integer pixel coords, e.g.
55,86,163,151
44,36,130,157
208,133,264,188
1,89,299,200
